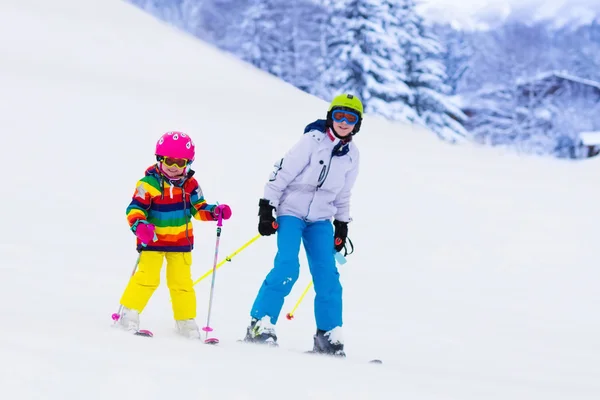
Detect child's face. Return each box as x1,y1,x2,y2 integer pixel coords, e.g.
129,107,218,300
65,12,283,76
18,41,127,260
161,157,187,178
333,121,354,137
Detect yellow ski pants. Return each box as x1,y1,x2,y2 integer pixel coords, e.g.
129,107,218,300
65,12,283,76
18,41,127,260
120,251,195,320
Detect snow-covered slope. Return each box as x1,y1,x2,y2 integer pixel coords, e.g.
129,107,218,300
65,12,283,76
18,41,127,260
0,1,599,399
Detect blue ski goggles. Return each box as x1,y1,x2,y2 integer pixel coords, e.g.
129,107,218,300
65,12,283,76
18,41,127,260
331,109,360,125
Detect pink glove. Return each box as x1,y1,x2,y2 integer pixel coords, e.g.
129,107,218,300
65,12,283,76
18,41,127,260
213,204,232,220
135,222,156,245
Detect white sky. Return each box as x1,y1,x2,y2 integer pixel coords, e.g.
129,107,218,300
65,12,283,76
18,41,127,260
417,0,600,28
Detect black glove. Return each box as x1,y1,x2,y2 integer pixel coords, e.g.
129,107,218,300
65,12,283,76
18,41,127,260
333,220,348,252
258,199,278,236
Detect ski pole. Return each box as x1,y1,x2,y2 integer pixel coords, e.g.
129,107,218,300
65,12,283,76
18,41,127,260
202,207,225,344
169,233,261,305
111,252,141,323
192,233,260,286
286,251,347,320
285,280,313,320
112,227,158,319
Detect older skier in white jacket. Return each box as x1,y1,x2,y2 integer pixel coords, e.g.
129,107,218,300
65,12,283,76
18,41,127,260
243,94,363,357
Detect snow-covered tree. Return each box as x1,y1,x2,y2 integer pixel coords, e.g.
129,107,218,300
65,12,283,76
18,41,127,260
230,0,296,83
562,21,600,83
316,0,468,140
399,0,468,141
432,23,473,95
290,0,330,94
466,72,600,158
128,0,186,27
320,0,414,119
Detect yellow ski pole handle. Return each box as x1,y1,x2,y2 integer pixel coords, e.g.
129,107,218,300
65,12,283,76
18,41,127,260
286,280,313,320
192,233,261,287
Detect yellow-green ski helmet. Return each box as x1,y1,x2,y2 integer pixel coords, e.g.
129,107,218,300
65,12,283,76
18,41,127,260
327,93,364,135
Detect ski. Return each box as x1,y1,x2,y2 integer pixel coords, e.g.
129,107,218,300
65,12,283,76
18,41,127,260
134,329,154,337
303,350,383,364
118,328,380,363
118,327,216,342
111,320,153,337
237,339,381,364
112,312,153,337
236,339,279,348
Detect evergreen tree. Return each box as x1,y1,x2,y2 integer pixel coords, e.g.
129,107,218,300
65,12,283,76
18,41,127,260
321,0,415,121
291,0,330,94
128,0,185,27
399,0,469,141
432,23,473,95
233,0,295,83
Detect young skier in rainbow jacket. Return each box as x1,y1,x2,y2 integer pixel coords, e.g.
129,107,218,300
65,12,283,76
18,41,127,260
244,94,363,356
116,131,232,339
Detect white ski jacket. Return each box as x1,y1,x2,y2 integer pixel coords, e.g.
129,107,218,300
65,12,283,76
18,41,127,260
263,124,359,223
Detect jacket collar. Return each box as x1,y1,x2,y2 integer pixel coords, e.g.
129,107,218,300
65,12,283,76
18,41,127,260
303,119,351,157
327,129,351,157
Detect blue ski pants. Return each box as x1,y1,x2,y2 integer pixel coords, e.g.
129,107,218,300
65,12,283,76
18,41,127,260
250,216,343,331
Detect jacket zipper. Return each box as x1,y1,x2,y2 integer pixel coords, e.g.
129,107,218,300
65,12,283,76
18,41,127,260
183,188,192,251
155,170,192,250
305,152,335,220
318,153,334,189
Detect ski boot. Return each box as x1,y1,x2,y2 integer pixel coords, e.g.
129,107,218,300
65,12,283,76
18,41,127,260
116,307,140,333
313,327,345,357
243,316,278,346
176,319,201,339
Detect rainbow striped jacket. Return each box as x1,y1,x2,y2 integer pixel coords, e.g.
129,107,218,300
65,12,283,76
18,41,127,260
126,165,216,252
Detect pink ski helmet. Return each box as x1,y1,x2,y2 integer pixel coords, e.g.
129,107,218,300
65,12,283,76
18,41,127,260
155,131,195,162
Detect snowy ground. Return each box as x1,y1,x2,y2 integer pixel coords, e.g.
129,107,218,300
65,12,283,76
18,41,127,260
0,1,599,399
